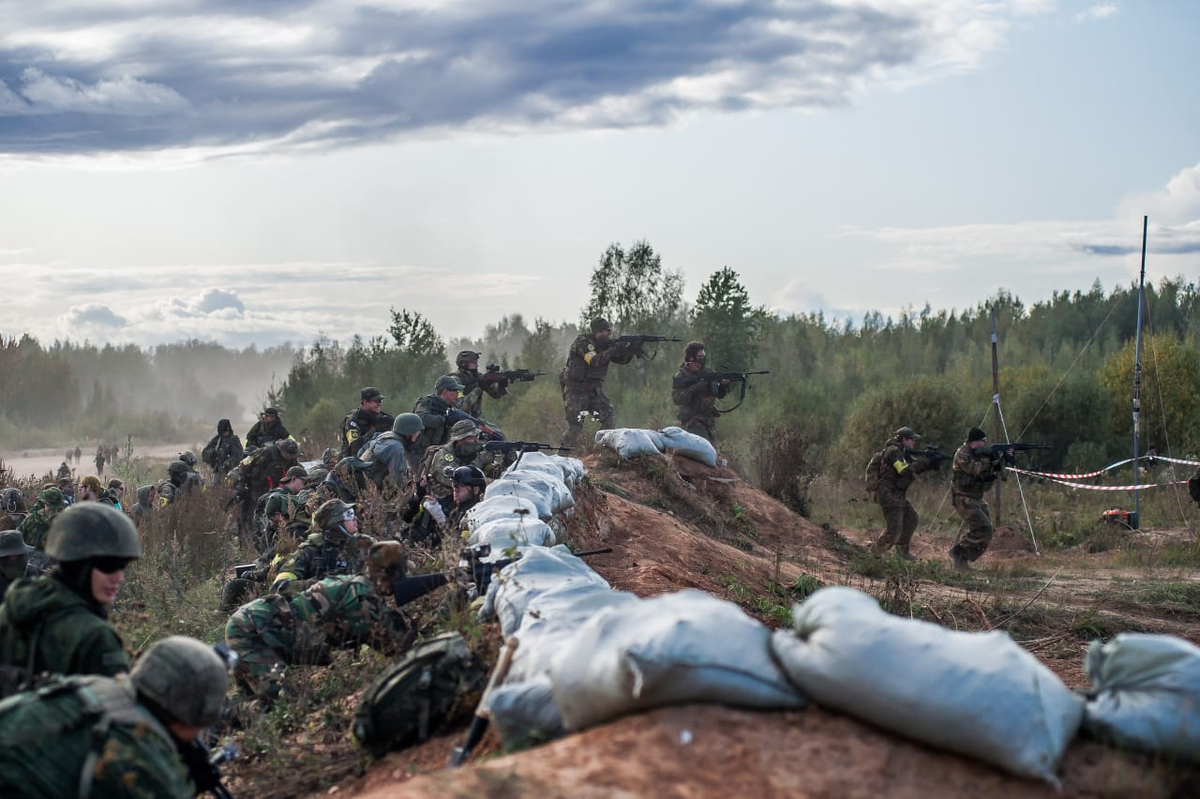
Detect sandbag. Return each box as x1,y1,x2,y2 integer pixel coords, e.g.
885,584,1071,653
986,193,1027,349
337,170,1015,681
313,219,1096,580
1083,633,1200,762
486,674,565,746
770,586,1083,784
464,495,541,533
503,452,582,489
467,516,557,552
594,428,665,459
658,426,717,467
483,479,554,519
549,589,805,731
490,471,574,516
480,545,612,637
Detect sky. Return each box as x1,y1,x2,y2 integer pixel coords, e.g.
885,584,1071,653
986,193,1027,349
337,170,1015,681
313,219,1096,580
0,0,1197,350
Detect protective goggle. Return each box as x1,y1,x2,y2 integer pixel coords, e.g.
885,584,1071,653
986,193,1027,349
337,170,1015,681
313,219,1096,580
92,557,133,574
341,508,356,522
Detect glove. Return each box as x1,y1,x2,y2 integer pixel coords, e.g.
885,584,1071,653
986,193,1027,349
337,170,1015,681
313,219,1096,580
422,497,446,525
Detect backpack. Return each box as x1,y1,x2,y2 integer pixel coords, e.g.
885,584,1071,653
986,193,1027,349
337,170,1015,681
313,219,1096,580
352,632,488,758
864,450,885,494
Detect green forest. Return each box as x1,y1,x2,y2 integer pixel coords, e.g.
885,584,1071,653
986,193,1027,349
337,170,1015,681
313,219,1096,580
4,240,1199,489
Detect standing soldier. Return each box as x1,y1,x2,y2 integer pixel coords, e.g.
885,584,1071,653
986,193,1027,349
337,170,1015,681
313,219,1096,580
453,350,507,418
73,445,82,464
246,407,290,449
93,446,106,477
202,418,244,477
670,341,732,442
412,375,466,458
559,317,640,448
233,439,301,535
949,427,1011,571
342,386,395,458
57,461,71,480
227,541,412,702
869,427,942,561
1,503,142,687
18,485,67,569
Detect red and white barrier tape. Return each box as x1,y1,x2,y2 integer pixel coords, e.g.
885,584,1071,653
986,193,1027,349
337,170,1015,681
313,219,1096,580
1006,467,1190,492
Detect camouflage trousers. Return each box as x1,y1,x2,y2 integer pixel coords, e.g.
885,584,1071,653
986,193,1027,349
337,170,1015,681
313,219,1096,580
225,597,322,701
561,382,616,448
951,493,994,562
680,414,717,442
874,501,919,554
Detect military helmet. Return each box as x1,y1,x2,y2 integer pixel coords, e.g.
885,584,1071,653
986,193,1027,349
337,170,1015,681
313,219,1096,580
894,427,920,441
1,487,26,513
131,636,229,728
167,460,190,479
590,317,612,333
37,486,65,508
321,447,339,463
278,439,300,458
450,465,487,488
178,451,198,468
449,420,480,442
434,375,465,393
455,350,480,369
45,503,142,562
366,541,407,581
393,413,423,436
314,499,355,531
0,529,32,557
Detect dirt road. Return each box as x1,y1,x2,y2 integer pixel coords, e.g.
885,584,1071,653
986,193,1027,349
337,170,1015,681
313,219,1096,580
0,443,199,482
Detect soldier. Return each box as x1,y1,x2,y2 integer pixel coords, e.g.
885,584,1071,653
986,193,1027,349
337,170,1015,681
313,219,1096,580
0,487,26,532
202,418,245,477
93,446,106,476
269,499,374,594
227,541,411,702
412,375,465,458
57,461,71,480
0,636,231,798
100,478,125,508
73,445,82,464
57,476,76,506
18,485,67,553
341,386,395,459
254,465,308,555
246,407,290,449
559,317,640,448
403,421,484,546
233,439,301,535
453,350,507,417
443,465,487,540
869,426,942,560
130,484,158,527
158,459,202,506
670,341,732,442
0,530,35,602
361,413,425,495
322,447,340,469
0,504,142,686
949,427,1011,571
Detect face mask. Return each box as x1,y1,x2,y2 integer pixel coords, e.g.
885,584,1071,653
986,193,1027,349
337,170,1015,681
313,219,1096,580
0,557,26,580
457,441,482,458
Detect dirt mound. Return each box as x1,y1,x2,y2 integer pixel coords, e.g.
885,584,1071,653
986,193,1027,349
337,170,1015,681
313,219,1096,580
345,452,1195,798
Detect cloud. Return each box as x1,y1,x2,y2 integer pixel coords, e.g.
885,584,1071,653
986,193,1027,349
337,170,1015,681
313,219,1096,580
63,302,128,327
1074,4,1118,23
0,1,1041,156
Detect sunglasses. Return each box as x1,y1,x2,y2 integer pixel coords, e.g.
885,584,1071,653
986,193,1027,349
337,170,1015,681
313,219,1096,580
92,557,132,574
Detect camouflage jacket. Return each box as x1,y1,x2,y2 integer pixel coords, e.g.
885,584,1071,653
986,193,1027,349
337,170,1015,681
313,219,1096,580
271,532,374,592
18,507,60,550
202,432,244,475
412,394,454,454
671,365,731,423
0,575,130,678
237,442,294,499
876,437,938,507
562,334,636,386
418,442,484,501
453,368,506,418
952,443,1003,498
289,575,410,655
246,418,290,448
0,674,194,798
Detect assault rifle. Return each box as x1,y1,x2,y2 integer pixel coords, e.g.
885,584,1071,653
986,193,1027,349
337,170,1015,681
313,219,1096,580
481,364,546,386
972,442,1051,465
390,543,612,606
424,395,506,440
904,446,951,465
614,333,683,359
673,369,771,413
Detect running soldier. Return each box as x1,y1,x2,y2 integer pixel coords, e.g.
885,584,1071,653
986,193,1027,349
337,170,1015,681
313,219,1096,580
949,427,1011,571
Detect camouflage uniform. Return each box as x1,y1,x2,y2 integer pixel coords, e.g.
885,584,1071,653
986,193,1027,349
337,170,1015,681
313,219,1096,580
453,367,506,418
0,674,195,798
202,430,244,476
872,434,939,558
270,530,375,593
245,416,290,449
234,441,299,532
418,441,484,502
342,408,395,459
950,441,1005,564
18,504,61,551
412,393,455,454
671,364,731,442
225,574,411,700
0,574,131,678
559,332,638,448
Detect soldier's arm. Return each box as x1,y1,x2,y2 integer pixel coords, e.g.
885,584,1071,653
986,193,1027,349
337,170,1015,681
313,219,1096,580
70,625,132,677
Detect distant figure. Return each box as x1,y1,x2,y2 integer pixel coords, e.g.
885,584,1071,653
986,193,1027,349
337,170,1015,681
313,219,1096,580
202,418,244,476
63,450,73,467
56,461,71,480
73,445,81,464
246,407,290,449
93,446,105,477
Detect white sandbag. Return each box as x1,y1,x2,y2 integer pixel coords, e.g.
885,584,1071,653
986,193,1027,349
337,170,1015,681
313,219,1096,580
464,495,541,533
658,426,717,467
480,545,612,637
502,470,576,515
595,428,665,459
1083,633,1200,762
770,586,1083,784
468,516,556,552
503,452,580,488
486,674,565,746
549,589,805,731
483,479,555,519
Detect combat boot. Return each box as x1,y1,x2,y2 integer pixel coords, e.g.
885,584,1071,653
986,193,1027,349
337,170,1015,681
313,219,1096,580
949,547,971,572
